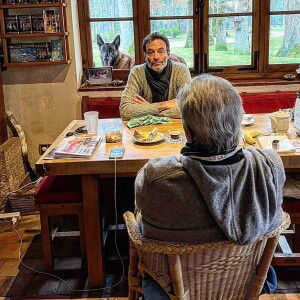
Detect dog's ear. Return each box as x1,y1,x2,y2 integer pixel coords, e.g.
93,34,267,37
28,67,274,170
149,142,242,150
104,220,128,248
113,35,121,49
97,34,104,47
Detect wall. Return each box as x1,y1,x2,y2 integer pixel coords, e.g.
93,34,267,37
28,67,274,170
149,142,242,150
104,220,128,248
3,0,82,166
2,1,300,167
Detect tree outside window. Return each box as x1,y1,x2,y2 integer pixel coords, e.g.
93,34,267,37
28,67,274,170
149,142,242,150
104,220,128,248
79,0,300,79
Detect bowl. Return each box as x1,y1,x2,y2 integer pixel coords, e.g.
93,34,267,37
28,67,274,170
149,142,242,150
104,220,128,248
103,121,124,143
283,74,296,81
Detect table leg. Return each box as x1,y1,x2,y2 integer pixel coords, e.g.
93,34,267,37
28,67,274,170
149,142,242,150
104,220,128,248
82,174,104,287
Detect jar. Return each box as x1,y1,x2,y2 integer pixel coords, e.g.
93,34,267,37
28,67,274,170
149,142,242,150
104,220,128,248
103,121,124,143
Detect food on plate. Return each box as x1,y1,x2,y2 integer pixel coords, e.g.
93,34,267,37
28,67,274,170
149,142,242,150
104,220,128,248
133,128,158,141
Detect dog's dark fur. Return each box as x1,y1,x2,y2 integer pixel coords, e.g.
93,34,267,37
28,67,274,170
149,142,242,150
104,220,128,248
97,34,135,69
97,34,187,69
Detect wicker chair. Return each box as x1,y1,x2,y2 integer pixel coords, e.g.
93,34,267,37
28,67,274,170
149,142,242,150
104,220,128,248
0,137,30,212
124,211,291,300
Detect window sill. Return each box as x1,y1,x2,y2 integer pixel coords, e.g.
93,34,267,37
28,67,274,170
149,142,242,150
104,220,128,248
78,85,126,92
231,78,300,87
78,78,299,92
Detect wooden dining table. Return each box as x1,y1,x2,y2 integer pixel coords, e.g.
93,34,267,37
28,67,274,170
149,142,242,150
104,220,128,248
35,114,300,287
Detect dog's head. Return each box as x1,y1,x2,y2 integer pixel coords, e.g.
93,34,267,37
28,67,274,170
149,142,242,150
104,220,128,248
97,34,120,67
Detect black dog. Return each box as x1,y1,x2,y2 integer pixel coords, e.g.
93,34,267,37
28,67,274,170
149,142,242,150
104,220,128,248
97,34,135,69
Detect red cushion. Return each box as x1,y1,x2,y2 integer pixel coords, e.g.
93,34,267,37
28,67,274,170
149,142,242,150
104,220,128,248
34,175,82,204
241,92,296,113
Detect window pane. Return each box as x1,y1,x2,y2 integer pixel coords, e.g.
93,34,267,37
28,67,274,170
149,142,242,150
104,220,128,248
90,21,135,68
89,0,133,18
150,0,193,17
150,19,194,68
208,16,252,66
269,14,300,64
271,0,300,12
209,0,252,14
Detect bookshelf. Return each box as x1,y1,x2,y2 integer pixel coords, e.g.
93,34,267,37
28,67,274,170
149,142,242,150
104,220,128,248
0,0,70,67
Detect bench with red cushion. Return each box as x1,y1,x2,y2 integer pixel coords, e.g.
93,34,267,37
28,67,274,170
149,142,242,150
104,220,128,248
241,92,296,114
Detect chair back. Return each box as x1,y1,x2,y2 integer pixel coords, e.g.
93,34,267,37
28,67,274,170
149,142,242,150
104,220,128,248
0,137,29,211
6,110,38,180
124,211,290,300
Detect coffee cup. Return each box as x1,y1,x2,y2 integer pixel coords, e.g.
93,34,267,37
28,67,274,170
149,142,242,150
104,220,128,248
84,111,99,134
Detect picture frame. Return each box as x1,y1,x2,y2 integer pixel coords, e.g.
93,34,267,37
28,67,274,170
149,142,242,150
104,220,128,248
88,67,113,85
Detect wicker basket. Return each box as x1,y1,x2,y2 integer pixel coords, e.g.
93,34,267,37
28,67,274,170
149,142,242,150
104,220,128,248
6,181,38,215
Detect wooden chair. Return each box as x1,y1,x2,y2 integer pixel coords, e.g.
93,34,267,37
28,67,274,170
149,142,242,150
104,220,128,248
272,197,300,266
123,211,291,300
34,175,86,271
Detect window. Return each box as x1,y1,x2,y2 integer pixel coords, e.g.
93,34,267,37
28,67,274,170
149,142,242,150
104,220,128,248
78,0,300,79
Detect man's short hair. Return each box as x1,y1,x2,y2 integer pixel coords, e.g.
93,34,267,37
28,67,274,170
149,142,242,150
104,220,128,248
177,74,244,153
142,32,170,53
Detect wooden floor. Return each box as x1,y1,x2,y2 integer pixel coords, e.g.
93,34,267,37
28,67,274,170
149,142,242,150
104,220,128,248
0,214,299,299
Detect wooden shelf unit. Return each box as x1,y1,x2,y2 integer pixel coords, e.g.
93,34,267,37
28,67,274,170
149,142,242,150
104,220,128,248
0,1,70,66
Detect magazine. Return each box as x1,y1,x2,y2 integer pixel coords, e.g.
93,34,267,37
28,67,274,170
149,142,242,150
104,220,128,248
44,135,102,159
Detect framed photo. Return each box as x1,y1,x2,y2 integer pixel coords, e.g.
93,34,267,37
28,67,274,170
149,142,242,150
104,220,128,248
88,67,113,85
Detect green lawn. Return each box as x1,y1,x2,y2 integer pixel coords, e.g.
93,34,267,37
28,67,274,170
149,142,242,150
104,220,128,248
92,34,298,68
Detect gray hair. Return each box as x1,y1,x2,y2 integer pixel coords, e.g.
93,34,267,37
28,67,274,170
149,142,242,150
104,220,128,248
142,32,170,53
177,74,244,152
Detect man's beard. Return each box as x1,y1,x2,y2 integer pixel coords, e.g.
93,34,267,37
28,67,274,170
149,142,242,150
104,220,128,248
147,56,168,73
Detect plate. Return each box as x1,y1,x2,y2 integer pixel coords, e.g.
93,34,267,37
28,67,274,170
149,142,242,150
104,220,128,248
241,117,255,126
132,132,165,144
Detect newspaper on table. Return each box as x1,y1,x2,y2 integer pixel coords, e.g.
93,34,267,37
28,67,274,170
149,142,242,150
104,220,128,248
44,135,102,159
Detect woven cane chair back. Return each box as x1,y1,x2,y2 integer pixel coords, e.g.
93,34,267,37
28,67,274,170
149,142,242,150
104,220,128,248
0,137,29,211
124,211,290,300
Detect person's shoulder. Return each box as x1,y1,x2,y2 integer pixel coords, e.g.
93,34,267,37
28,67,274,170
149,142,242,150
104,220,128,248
244,147,283,168
171,61,190,78
171,60,189,70
130,63,146,73
145,155,183,175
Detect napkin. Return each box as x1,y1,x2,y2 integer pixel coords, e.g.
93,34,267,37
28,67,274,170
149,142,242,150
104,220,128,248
127,115,171,128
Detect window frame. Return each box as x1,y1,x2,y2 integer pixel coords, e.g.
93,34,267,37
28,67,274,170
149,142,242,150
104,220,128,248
78,0,300,81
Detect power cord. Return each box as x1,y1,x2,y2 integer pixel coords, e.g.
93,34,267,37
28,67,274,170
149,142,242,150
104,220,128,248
5,177,42,197
12,157,125,294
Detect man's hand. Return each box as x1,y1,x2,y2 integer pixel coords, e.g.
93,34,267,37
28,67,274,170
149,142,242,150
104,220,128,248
131,94,149,104
157,98,178,112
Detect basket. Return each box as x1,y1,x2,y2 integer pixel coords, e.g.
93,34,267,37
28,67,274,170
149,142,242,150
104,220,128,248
5,181,38,215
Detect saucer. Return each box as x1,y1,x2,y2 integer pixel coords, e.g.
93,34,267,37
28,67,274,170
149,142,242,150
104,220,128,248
165,136,187,144
241,115,255,126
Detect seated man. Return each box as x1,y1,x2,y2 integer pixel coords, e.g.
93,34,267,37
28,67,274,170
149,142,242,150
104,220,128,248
135,74,286,298
120,32,191,121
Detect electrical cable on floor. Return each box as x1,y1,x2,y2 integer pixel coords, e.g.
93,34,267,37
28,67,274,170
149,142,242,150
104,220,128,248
13,157,125,293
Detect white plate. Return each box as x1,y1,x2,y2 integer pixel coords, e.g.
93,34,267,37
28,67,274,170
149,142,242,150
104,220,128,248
132,132,165,144
241,117,255,126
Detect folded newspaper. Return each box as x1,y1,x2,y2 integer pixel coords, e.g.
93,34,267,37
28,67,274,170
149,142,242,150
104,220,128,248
44,135,102,159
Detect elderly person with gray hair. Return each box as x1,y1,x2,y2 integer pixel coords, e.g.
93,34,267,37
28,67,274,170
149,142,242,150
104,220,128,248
135,74,285,298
